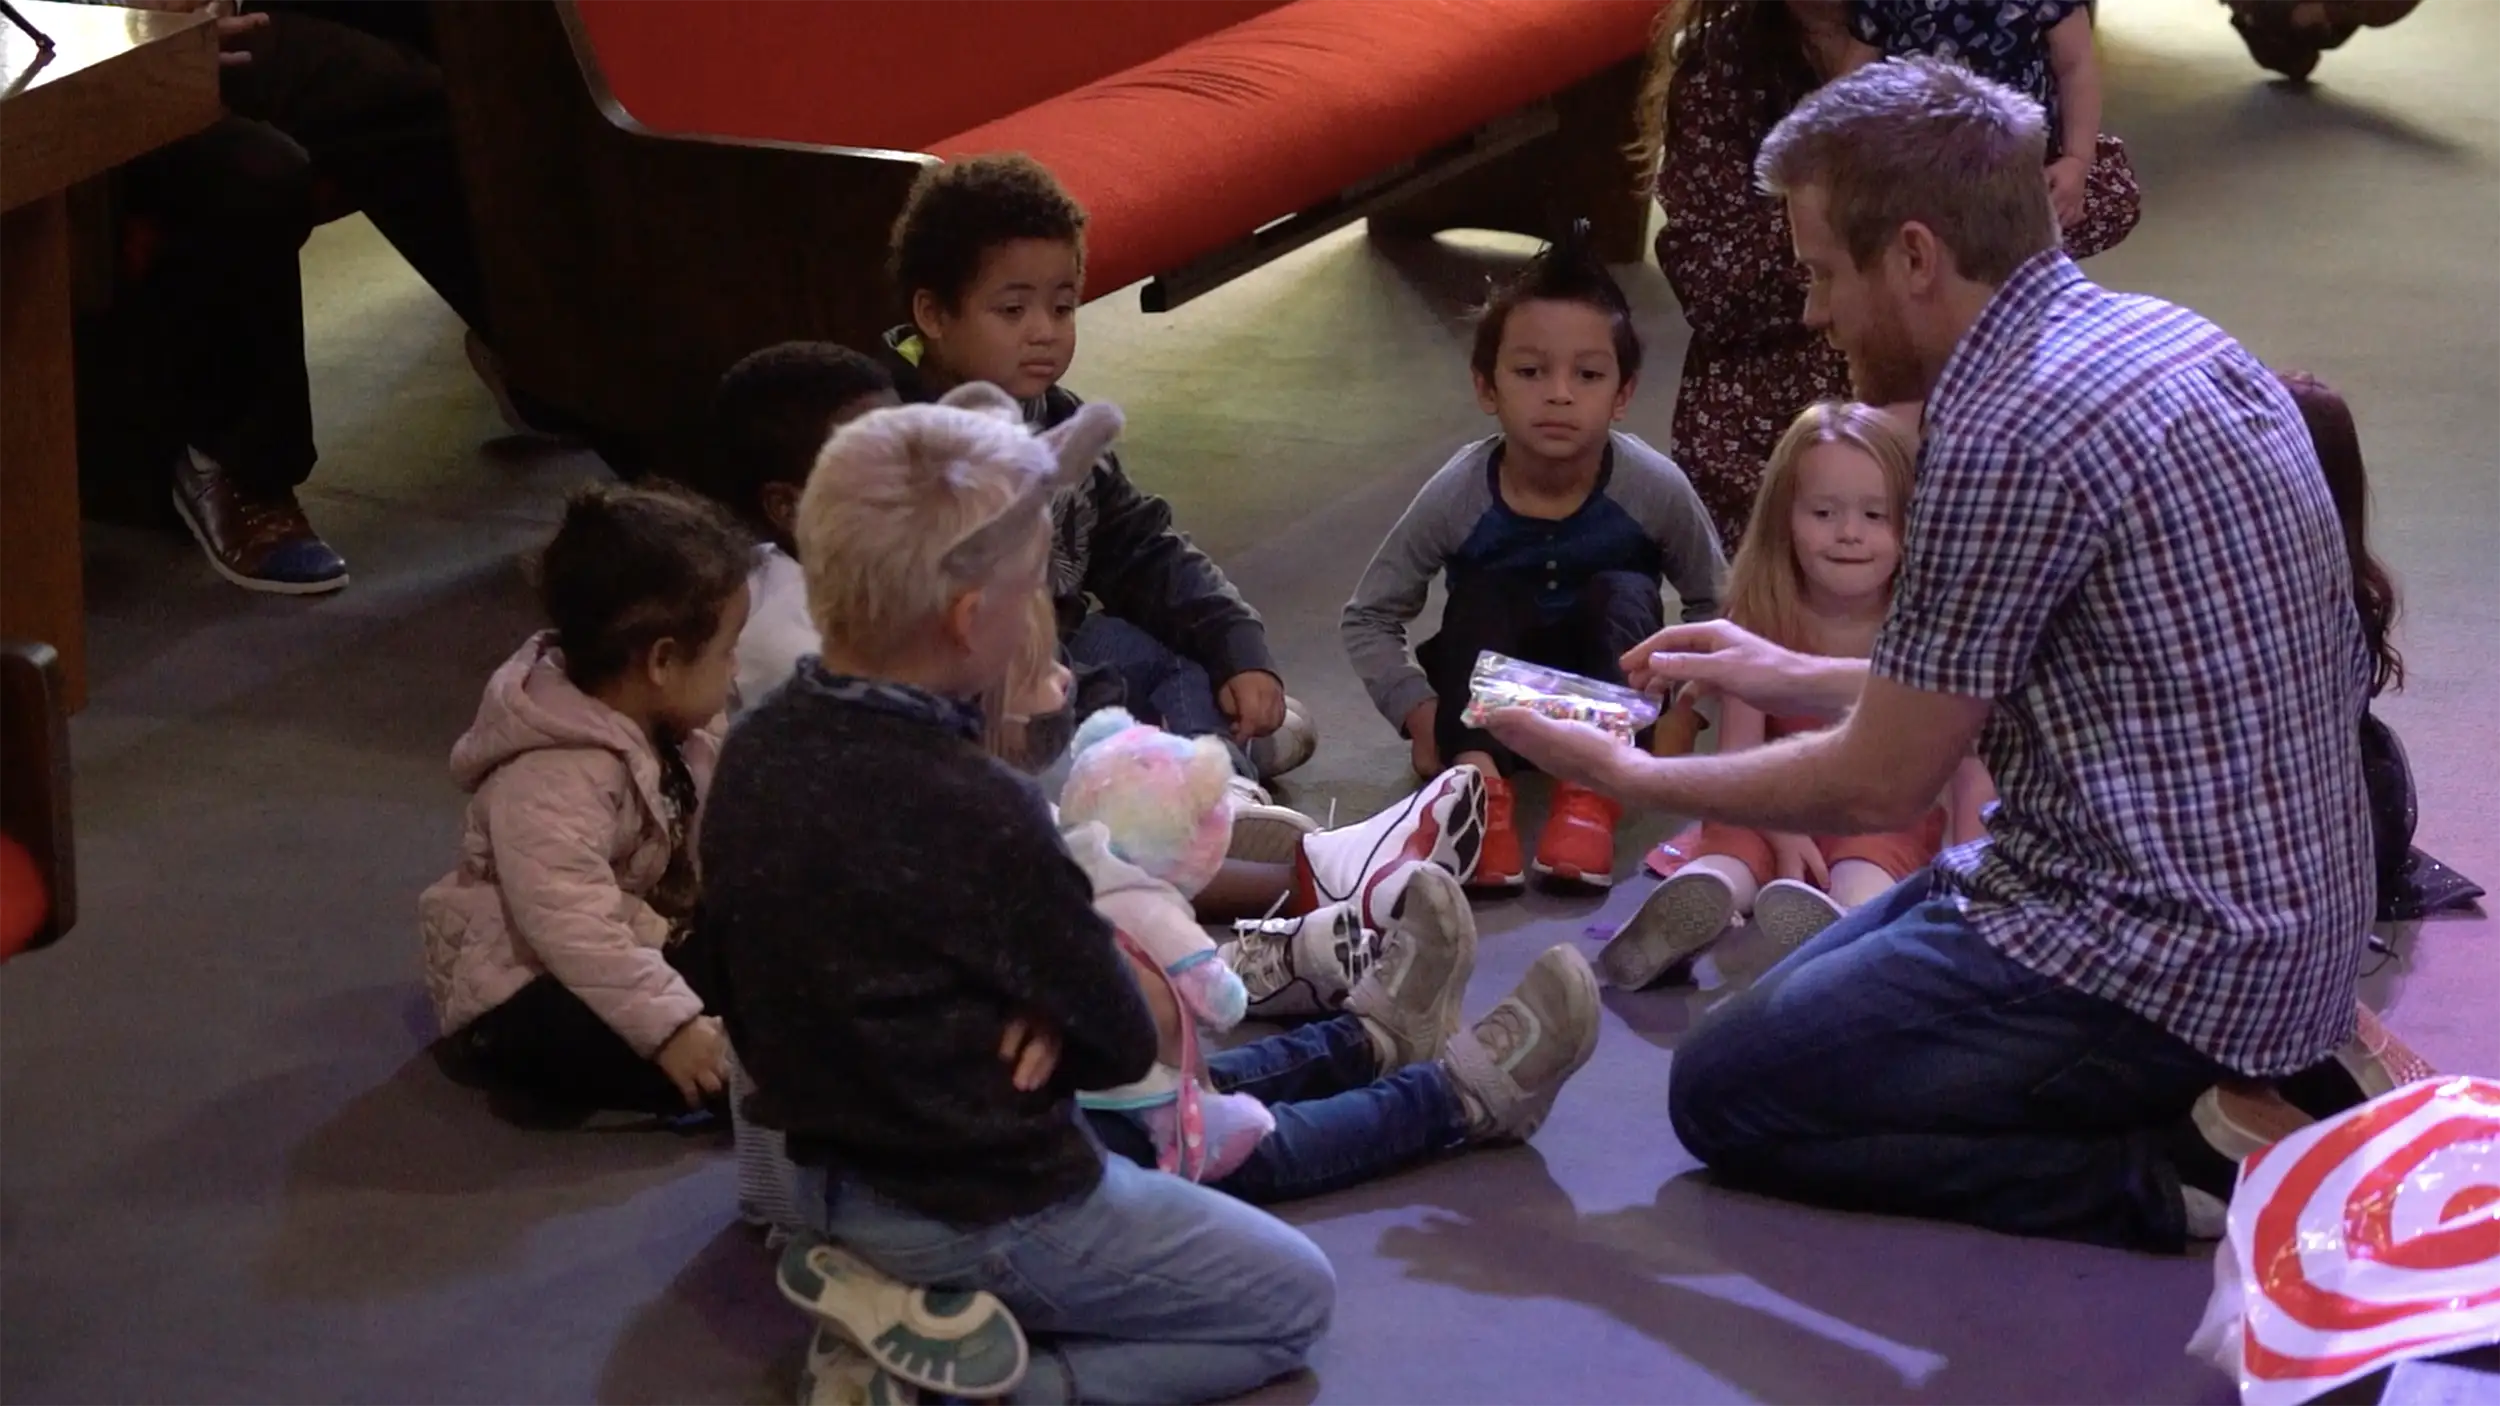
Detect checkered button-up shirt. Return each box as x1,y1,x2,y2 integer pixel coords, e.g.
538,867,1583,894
1873,251,2373,1076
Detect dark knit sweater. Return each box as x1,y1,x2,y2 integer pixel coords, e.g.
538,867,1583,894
700,665,1158,1226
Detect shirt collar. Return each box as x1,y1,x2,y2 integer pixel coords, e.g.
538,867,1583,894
1928,248,2085,417
796,661,985,743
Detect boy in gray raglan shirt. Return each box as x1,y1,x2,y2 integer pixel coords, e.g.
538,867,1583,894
1343,234,1723,892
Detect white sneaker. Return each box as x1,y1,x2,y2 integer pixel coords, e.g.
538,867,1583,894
1296,766,1487,929
1751,879,1847,954
1346,864,1477,1069
1599,869,1736,990
801,1329,920,1406
1223,900,1381,1019
1246,695,1317,779
1225,775,1317,865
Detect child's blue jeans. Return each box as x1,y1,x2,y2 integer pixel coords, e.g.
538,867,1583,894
1088,1014,1470,1204
1066,612,1254,776
795,1150,1334,1404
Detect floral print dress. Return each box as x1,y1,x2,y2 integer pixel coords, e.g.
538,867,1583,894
1847,0,2141,260
1652,19,1849,552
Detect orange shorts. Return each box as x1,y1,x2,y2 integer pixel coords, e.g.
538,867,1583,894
1657,808,1948,889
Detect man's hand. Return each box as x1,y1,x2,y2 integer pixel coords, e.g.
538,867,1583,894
998,1015,1064,1093
1482,709,1635,796
654,1015,731,1108
2046,155,2089,230
1768,832,1830,887
1403,699,1442,779
1620,619,1860,722
1217,671,1287,743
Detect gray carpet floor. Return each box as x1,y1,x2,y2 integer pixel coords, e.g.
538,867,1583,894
5,3,2495,1401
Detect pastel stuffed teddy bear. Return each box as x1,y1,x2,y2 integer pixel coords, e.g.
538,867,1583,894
1062,708,1274,1182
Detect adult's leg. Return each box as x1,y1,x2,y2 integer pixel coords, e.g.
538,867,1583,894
219,11,487,332
1417,570,1548,773
1666,873,2233,1250
809,1158,1335,1405
117,117,318,497
1204,1017,1470,1204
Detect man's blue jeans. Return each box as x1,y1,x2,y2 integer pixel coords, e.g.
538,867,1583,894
1089,1015,1472,1204
796,1152,1334,1404
1668,868,2232,1251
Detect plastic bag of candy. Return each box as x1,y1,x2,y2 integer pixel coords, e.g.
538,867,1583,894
2187,1075,2500,1406
1459,651,1661,746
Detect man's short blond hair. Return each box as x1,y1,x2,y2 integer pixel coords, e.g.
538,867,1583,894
794,384,1120,668
1755,57,2059,286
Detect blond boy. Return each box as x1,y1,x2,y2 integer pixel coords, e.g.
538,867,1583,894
699,384,1334,1405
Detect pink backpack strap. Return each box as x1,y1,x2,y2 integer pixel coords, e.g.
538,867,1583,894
1112,928,1210,1181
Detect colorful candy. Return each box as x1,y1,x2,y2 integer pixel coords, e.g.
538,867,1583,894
1459,651,1661,746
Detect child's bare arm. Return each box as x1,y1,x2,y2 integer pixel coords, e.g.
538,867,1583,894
2047,7,2102,167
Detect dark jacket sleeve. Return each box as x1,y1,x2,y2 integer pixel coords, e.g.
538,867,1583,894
1651,27,1811,351
1079,452,1277,684
948,777,1159,1093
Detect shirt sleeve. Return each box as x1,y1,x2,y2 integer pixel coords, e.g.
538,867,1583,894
1341,454,1482,728
1611,438,1727,622
1871,430,2107,700
946,779,1158,1093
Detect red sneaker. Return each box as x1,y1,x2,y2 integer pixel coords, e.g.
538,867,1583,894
1532,783,1621,889
1471,775,1527,894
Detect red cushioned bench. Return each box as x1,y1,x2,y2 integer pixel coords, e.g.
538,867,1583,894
432,0,1659,469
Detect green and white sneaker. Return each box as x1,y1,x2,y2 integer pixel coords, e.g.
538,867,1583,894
801,1329,919,1406
776,1235,1026,1398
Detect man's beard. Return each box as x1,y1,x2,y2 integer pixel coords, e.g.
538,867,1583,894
1846,304,1927,407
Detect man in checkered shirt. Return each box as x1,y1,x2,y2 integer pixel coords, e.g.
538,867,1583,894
1492,58,2379,1251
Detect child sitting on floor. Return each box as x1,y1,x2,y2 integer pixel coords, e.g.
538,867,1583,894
420,485,749,1122
1599,402,1993,990
694,338,1487,1013
879,153,1317,785
700,382,1334,1405
980,592,1605,1206
1342,224,1724,892
700,341,901,716
1842,2,2139,258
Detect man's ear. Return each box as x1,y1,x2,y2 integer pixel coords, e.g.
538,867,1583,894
1038,402,1123,488
1895,221,1948,296
1611,373,1638,420
1472,369,1500,417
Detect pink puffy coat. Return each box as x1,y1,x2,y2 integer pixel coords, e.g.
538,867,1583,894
418,632,721,1055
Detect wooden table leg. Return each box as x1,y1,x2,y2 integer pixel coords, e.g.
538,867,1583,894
1,191,87,713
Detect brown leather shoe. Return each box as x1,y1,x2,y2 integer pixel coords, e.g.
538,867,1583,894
170,447,348,595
